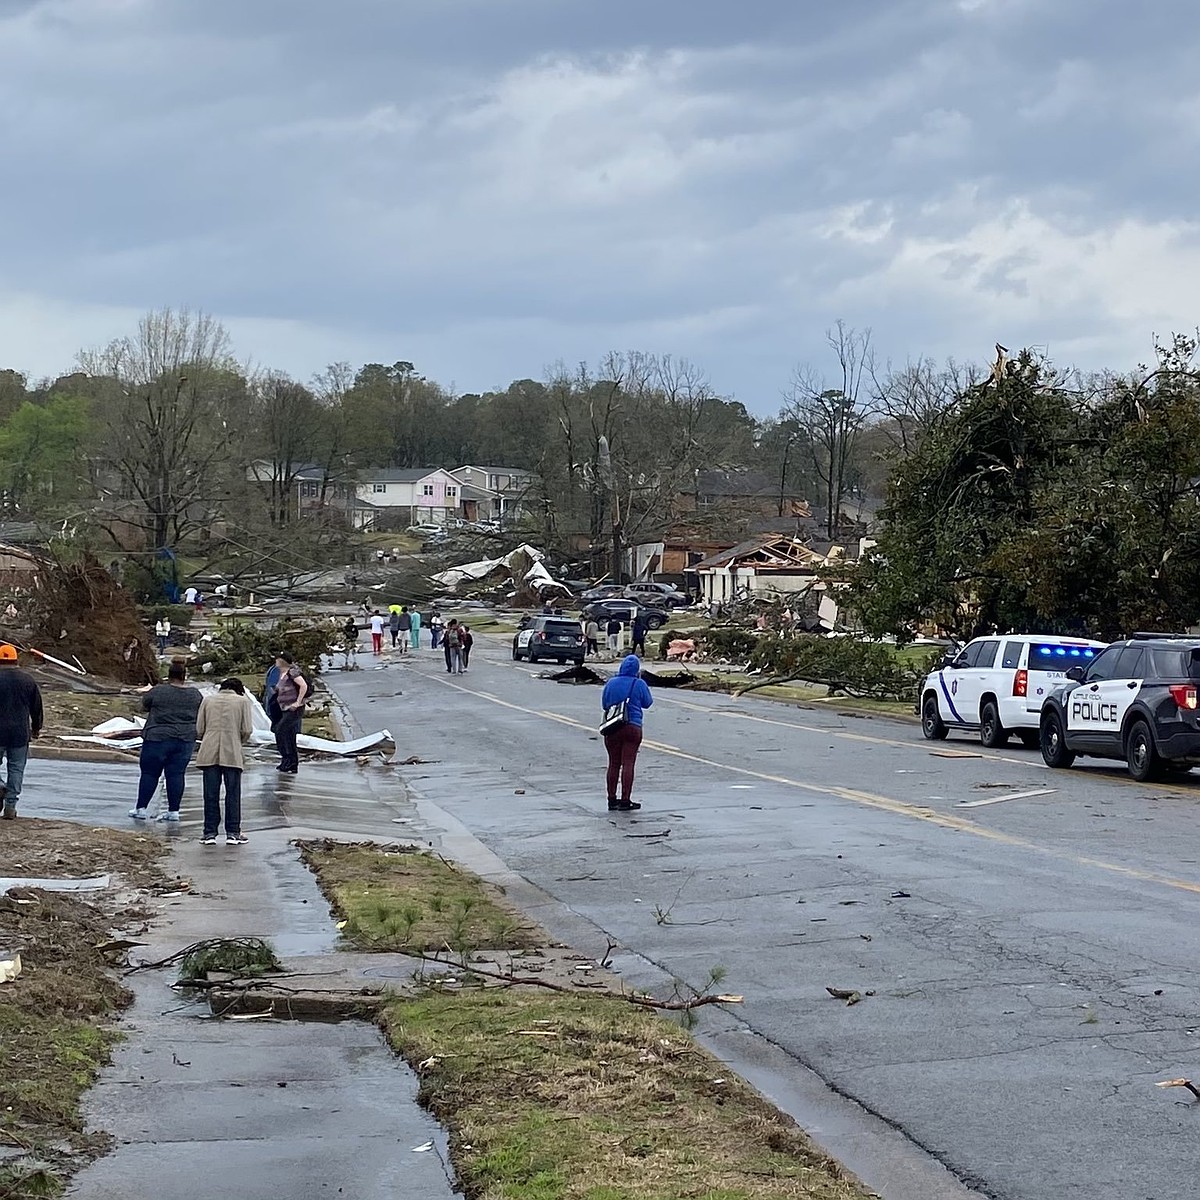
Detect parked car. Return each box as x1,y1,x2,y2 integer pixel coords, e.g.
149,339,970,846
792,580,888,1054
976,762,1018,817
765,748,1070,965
578,584,627,605
920,633,1107,748
1040,633,1200,781
583,600,667,630
407,523,444,538
624,581,690,608
512,615,586,664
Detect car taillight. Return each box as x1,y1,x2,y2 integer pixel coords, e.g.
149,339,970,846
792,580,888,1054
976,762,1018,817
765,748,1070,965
1170,684,1197,710
1013,669,1027,698
536,632,546,641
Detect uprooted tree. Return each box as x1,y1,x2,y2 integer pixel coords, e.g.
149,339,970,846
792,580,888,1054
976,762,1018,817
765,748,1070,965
29,553,158,683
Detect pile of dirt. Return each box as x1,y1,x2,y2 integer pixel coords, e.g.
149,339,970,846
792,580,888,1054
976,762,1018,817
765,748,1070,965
29,555,157,684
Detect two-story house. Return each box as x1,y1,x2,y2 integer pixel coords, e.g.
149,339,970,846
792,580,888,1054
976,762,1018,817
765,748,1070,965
449,465,534,525
353,468,462,531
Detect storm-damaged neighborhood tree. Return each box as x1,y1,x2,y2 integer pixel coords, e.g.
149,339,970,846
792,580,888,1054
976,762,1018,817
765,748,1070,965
79,309,247,552
845,338,1200,640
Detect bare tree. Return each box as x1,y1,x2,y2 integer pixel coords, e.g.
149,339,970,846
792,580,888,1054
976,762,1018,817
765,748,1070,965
246,373,327,526
870,356,978,455
783,322,874,539
79,309,245,550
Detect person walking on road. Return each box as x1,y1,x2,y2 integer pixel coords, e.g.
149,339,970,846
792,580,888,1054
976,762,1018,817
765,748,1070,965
631,610,649,657
130,658,201,822
388,608,401,649
584,617,600,658
369,610,384,655
601,654,653,812
460,624,473,670
444,620,464,674
0,644,43,820
272,652,309,774
194,677,254,846
410,608,422,649
154,615,171,655
341,616,359,667
397,606,413,654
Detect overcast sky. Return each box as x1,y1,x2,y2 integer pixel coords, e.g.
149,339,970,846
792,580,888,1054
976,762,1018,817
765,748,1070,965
1,0,1198,410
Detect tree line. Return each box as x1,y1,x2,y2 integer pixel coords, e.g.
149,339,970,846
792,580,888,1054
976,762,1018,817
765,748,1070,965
5,307,1198,635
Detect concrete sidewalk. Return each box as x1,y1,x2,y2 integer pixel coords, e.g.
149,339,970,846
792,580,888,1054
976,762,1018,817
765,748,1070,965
44,757,461,1200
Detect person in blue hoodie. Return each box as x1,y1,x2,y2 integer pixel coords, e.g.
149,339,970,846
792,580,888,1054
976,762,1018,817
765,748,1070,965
600,655,654,811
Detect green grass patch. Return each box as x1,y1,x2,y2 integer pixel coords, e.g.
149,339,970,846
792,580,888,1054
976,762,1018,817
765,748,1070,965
384,991,870,1200
298,841,540,953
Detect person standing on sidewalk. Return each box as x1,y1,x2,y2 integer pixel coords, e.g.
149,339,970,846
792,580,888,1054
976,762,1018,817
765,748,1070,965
369,610,385,655
154,615,171,655
606,616,622,659
272,652,309,774
0,644,43,820
584,617,600,658
600,654,653,812
194,677,254,846
130,658,201,822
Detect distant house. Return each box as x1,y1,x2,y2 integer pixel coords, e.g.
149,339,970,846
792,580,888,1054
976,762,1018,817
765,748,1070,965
245,461,351,521
352,468,462,531
449,465,535,525
625,533,738,587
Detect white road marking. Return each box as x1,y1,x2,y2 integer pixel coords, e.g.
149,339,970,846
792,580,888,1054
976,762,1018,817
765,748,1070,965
956,788,1057,809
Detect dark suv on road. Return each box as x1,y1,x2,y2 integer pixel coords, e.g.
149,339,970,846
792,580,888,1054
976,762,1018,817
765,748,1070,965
512,616,586,665
1040,634,1200,781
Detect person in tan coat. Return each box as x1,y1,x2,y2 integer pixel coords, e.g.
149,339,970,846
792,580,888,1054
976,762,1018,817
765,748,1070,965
194,678,255,846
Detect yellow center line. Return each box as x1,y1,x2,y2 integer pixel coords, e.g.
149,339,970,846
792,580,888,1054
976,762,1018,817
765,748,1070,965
421,671,1200,897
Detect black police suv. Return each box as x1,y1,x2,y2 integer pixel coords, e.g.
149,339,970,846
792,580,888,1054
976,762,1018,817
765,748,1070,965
1039,634,1200,781
512,616,586,665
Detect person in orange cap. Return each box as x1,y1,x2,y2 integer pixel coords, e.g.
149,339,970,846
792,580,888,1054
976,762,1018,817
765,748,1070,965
0,644,43,819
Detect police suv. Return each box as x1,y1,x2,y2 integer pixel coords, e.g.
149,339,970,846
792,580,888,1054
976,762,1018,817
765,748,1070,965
1039,634,1200,781
921,634,1106,748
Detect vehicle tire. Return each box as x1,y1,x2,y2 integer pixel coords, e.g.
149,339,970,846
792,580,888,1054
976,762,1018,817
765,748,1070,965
648,615,664,630
979,700,1008,748
921,694,948,741
1019,731,1041,750
512,646,520,660
1126,720,1161,782
1040,712,1075,769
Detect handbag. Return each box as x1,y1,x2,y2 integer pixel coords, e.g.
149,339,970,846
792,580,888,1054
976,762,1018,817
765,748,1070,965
599,677,637,734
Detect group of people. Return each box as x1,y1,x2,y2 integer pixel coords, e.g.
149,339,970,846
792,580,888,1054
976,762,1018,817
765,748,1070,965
348,607,473,672
583,613,650,659
125,652,309,844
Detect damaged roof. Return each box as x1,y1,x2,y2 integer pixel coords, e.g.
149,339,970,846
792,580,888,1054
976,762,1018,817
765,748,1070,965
692,534,834,572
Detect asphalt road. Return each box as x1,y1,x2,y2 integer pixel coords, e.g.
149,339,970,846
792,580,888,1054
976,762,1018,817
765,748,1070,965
335,632,1200,1200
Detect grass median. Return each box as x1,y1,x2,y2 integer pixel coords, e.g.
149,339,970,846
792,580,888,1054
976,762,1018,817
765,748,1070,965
302,841,873,1200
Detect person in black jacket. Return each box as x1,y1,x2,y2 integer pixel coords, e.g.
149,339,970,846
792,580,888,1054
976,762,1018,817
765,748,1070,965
0,643,44,819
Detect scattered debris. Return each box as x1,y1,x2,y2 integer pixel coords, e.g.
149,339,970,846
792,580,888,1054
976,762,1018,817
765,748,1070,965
0,949,21,983
639,669,698,688
825,986,863,1005
543,664,604,685
1157,1078,1200,1099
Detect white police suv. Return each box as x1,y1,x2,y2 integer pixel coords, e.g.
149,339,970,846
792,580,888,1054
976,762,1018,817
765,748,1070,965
1039,634,1200,781
920,633,1107,748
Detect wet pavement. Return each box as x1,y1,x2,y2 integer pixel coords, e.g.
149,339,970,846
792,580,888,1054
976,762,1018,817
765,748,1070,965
330,634,1200,1200
38,757,459,1200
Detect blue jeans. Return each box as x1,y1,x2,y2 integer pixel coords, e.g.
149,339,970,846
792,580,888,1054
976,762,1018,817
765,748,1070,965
136,738,193,811
0,743,29,805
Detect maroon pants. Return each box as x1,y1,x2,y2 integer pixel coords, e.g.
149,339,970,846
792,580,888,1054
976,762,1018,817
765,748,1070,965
604,724,643,804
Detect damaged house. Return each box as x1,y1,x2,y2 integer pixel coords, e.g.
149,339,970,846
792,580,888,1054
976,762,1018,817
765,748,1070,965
693,534,851,620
